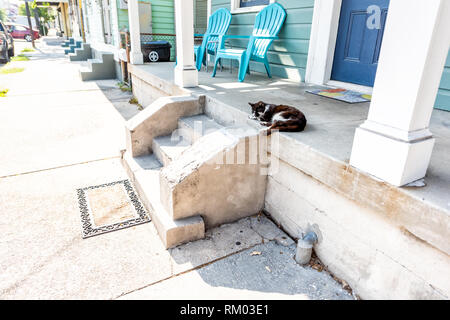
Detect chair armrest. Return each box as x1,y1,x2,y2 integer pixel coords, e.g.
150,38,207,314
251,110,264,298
253,35,279,40
195,33,222,37
223,35,251,39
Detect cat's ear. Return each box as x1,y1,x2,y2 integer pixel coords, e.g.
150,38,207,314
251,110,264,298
248,102,255,109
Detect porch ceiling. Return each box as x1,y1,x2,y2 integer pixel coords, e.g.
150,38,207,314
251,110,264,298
130,62,450,214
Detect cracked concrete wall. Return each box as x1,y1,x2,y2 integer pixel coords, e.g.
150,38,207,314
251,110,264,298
265,157,450,300
160,128,268,228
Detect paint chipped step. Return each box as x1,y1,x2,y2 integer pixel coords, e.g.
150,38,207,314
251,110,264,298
121,151,205,249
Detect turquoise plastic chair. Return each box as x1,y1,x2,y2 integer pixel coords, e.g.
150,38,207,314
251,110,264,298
194,8,232,71
212,3,286,82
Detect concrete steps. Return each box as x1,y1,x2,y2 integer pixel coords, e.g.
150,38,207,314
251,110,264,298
65,41,82,55
122,96,267,248
178,114,224,143
69,43,92,61
122,152,205,249
61,38,74,48
152,135,192,167
151,114,224,166
79,52,116,81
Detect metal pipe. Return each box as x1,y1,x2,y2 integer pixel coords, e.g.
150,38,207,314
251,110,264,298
295,231,318,265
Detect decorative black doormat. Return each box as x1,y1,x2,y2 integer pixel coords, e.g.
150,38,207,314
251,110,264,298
77,180,150,239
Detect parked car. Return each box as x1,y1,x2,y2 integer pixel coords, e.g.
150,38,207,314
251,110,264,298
0,21,14,63
5,23,40,42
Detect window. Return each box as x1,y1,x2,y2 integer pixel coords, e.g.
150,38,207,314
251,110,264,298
240,0,270,8
231,0,274,14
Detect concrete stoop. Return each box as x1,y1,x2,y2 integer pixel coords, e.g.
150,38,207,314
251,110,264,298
79,52,116,81
122,95,268,248
69,43,92,61
64,41,82,55
61,38,74,48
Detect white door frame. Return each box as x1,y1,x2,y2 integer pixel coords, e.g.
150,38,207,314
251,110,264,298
305,0,373,93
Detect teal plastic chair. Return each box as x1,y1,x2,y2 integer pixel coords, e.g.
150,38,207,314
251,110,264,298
212,3,286,82
194,8,232,71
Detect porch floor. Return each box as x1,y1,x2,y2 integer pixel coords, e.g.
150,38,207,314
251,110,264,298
131,62,450,213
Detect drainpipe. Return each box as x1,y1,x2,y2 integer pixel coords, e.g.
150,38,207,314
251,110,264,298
295,231,319,265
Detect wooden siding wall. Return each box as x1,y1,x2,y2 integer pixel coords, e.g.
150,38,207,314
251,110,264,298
211,0,314,82
435,50,450,111
116,0,175,35
117,0,130,32
85,0,105,45
151,0,175,34
195,0,208,34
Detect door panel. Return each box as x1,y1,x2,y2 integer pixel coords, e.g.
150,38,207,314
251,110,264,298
331,0,390,87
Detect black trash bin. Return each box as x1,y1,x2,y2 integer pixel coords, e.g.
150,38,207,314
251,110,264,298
141,41,172,62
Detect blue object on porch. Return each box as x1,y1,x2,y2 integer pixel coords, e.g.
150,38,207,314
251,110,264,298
194,8,232,71
331,0,390,87
212,3,287,82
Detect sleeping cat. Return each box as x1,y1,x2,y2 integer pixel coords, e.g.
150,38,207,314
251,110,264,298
249,101,307,135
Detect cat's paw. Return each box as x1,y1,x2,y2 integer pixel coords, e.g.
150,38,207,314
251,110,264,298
248,115,257,120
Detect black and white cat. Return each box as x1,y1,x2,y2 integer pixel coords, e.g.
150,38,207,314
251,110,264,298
249,101,307,135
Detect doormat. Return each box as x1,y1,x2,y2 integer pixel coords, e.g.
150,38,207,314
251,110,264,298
306,88,372,104
77,180,150,239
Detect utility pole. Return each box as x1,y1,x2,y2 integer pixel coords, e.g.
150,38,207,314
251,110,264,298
25,1,36,48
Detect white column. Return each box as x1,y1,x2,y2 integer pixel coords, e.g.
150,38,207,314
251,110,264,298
305,0,342,85
127,0,143,65
350,0,450,186
174,0,198,88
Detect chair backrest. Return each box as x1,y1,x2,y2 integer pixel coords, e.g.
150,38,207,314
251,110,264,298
250,3,287,58
205,8,232,53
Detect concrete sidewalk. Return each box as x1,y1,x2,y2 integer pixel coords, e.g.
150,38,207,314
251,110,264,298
0,39,354,300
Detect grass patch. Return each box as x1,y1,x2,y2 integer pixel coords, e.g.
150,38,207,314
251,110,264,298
0,66,25,74
21,48,35,53
0,88,8,97
11,54,30,62
117,81,132,92
129,97,143,110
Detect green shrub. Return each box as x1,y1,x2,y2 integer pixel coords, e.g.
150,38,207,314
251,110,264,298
0,88,8,97
117,81,132,92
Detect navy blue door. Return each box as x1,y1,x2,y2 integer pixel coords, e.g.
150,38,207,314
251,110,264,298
331,0,390,87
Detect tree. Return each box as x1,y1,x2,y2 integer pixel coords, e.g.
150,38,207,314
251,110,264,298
19,2,55,24
0,8,6,22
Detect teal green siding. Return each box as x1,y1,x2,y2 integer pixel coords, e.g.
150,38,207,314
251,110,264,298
114,0,176,34
115,0,176,60
117,0,129,32
211,0,314,81
150,0,175,61
151,0,175,34
435,50,450,112
195,0,208,34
